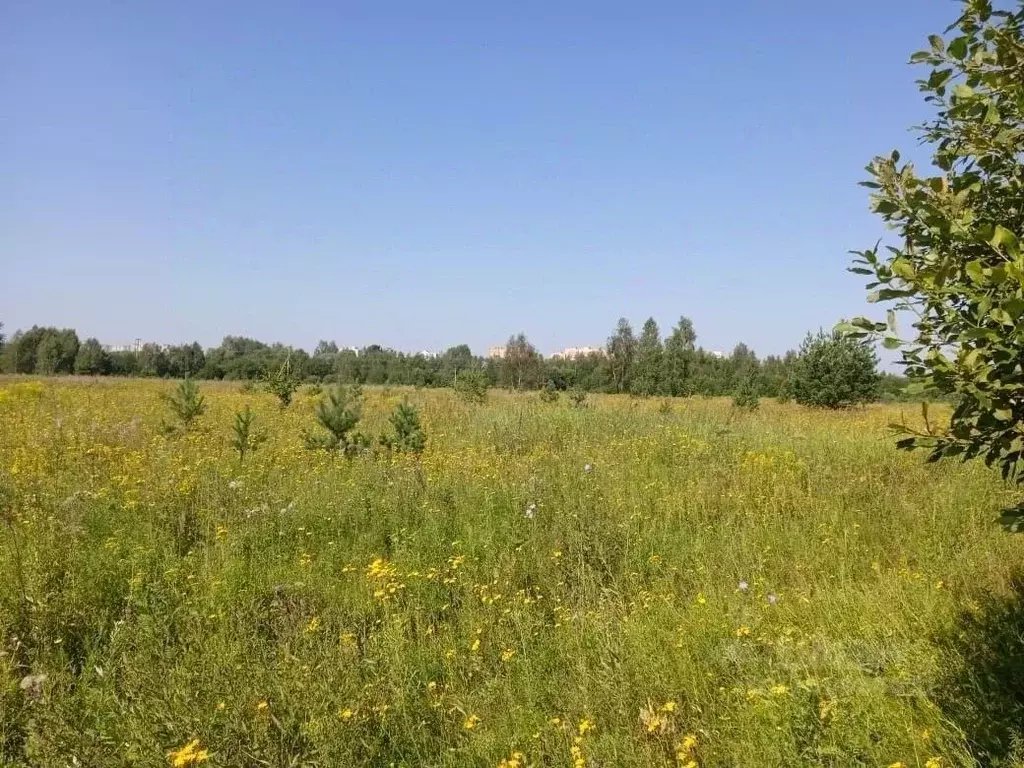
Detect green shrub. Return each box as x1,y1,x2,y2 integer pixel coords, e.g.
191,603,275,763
379,399,427,455
263,360,300,407
161,379,206,432
789,330,879,409
454,369,488,404
231,405,265,461
304,386,368,456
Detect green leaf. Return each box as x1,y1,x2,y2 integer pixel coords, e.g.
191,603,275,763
991,308,1014,325
948,36,968,59
891,258,916,280
966,260,986,283
990,225,1020,256
929,34,945,53
952,83,975,99
882,336,902,350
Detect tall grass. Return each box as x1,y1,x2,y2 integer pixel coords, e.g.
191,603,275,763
0,378,1021,766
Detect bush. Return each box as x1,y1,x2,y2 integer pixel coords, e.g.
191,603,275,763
569,388,588,409
732,375,761,412
161,379,206,432
231,405,266,461
379,399,427,455
263,360,300,407
454,369,488,404
539,381,559,404
789,330,879,409
304,386,368,456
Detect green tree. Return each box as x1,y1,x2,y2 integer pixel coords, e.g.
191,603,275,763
167,343,205,379
631,318,663,397
31,328,78,375
379,399,427,455
231,405,266,461
454,368,489,404
789,330,880,409
663,316,697,396
606,318,637,393
843,1,1024,524
732,373,761,411
74,338,111,375
263,358,300,407
501,333,542,390
162,379,207,431
137,343,169,377
305,386,367,455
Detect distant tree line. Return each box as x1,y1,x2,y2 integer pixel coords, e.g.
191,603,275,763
0,317,911,403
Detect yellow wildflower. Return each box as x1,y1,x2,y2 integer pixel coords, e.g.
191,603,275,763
735,626,751,638
501,648,516,662
577,718,594,736
497,750,526,768
167,739,209,767
463,714,482,730
925,760,942,768
339,707,356,721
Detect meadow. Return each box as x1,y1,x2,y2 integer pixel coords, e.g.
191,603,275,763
1,377,1022,767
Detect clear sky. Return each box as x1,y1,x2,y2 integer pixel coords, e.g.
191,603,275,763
1,0,954,357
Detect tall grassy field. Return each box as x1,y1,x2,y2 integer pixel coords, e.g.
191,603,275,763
1,378,1021,767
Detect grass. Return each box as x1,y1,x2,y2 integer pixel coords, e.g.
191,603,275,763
1,377,1023,767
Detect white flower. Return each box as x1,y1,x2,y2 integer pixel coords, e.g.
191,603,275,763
584,463,593,473
738,580,749,592
525,503,537,519
767,593,779,605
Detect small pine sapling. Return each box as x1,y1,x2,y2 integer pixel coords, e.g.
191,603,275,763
379,398,427,455
161,379,207,433
304,385,368,456
231,405,266,461
263,359,300,408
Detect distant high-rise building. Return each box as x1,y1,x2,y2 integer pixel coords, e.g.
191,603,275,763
488,346,507,359
550,346,604,360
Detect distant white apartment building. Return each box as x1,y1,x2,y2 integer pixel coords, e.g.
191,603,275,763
550,346,604,360
488,346,507,359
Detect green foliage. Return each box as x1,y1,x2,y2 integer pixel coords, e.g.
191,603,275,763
230,405,265,461
263,359,300,407
606,318,637,393
379,398,427,455
305,386,368,455
569,387,588,409
162,379,207,431
1,326,79,374
454,368,489,404
631,318,663,397
501,333,542,390
74,338,111,375
539,380,559,404
137,343,169,377
845,0,1024,526
732,374,761,411
789,330,880,409
662,316,697,396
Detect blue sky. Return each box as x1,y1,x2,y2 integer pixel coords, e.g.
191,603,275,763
2,0,954,356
